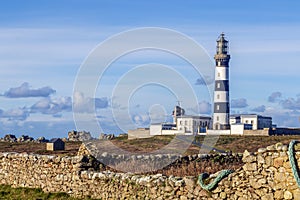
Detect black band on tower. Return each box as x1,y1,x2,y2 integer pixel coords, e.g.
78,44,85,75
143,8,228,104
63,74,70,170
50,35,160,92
214,102,229,113
215,80,229,91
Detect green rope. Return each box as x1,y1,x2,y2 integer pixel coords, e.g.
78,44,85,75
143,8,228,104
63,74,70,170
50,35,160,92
198,169,234,191
288,140,300,188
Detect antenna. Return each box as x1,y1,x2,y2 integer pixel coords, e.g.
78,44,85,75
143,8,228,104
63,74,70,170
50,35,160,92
177,100,182,107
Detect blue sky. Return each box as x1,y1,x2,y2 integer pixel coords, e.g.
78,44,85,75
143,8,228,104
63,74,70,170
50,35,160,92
0,0,300,138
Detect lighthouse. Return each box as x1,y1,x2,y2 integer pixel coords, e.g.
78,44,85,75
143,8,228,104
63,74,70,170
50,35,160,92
213,33,230,130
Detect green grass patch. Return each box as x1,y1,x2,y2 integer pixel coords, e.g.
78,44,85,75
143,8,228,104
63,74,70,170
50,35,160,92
0,185,98,200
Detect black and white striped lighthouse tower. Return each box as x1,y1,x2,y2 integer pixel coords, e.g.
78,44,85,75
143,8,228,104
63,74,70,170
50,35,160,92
213,33,230,130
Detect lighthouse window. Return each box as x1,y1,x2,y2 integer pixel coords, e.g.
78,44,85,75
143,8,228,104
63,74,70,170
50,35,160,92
217,116,219,121
217,83,220,88
218,73,220,77
217,105,220,110
217,94,220,99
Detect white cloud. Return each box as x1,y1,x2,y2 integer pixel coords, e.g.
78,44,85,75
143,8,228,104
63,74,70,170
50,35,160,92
0,107,29,121
30,96,72,115
231,98,248,108
3,82,56,98
73,91,109,113
268,92,282,103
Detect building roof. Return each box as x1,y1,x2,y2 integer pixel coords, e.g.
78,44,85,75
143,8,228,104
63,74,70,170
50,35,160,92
230,114,271,119
177,115,211,119
49,138,63,143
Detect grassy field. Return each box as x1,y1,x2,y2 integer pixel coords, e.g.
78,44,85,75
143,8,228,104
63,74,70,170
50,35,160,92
112,135,300,154
0,141,82,156
1,135,300,156
0,185,96,200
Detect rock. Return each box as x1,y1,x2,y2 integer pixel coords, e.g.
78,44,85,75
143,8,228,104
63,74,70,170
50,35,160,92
242,150,250,160
262,193,274,200
258,148,267,153
3,134,17,142
293,189,300,200
99,133,115,140
220,192,227,199
284,191,293,199
243,163,257,171
77,143,91,156
274,157,284,168
275,143,283,151
68,130,93,141
36,137,49,143
266,145,276,151
274,190,283,199
180,196,188,200
17,135,34,143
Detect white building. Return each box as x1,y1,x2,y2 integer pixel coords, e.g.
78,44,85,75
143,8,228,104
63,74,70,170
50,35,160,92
150,115,211,136
230,114,272,130
176,116,211,135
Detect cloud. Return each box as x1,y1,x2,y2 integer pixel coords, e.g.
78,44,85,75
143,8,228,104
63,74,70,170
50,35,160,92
187,101,212,115
0,107,29,121
73,92,109,113
30,97,72,115
198,101,212,114
268,92,282,103
280,97,300,110
3,82,56,98
231,98,248,108
195,75,214,86
251,105,266,112
263,107,300,128
131,114,150,126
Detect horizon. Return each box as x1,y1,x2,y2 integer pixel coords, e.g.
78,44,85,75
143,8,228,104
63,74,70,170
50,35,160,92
0,1,300,138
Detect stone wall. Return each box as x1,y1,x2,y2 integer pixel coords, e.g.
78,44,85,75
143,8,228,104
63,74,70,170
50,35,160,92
0,142,300,199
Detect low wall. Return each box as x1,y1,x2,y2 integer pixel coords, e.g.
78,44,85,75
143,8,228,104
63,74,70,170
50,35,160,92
128,129,151,140
0,142,300,199
243,129,270,136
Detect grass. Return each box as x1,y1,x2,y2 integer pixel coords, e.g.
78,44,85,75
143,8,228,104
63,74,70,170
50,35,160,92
1,135,300,156
0,141,82,156
0,184,97,200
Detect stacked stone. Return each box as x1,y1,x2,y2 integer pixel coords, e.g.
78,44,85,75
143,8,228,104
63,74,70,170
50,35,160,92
0,142,300,199
210,143,300,200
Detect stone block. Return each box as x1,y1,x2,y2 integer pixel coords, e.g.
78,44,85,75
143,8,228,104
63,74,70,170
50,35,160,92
283,190,293,199
243,163,257,171
274,157,284,168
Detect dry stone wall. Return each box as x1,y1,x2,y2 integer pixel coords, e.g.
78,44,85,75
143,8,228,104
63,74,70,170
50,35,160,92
0,142,300,199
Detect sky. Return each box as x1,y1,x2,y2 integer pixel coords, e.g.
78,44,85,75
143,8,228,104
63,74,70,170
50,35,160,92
0,0,300,139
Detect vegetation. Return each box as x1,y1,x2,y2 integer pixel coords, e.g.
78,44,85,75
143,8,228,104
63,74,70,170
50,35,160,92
0,184,96,200
0,141,81,156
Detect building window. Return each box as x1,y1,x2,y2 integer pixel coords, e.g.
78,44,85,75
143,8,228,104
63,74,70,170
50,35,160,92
217,94,220,99
218,72,220,77
217,116,219,121
185,121,187,125
217,83,220,88
180,121,182,125
245,120,248,124
217,105,220,110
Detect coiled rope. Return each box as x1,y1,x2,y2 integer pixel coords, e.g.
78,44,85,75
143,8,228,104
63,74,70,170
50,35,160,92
288,140,300,188
198,169,234,191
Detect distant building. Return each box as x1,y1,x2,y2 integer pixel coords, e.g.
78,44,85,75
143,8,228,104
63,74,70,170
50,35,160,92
230,114,272,130
176,115,211,134
150,111,211,136
46,138,65,151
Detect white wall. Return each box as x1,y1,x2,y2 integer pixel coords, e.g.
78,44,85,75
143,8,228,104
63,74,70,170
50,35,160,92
150,124,162,135
231,124,245,135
